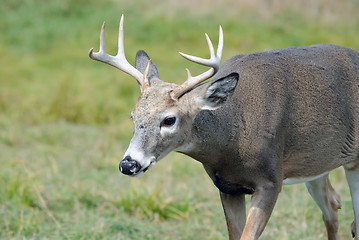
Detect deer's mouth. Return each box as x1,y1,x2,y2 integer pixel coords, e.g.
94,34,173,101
134,159,156,176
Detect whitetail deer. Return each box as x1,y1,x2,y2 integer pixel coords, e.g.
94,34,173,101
89,15,359,240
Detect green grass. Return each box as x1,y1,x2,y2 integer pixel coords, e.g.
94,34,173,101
1,0,359,239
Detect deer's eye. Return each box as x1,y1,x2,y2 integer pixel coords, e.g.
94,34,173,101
161,116,176,127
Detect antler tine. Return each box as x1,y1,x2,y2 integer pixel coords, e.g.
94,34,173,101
179,25,223,70
142,59,152,90
172,26,223,99
217,26,223,60
89,14,145,88
117,14,125,57
99,21,106,52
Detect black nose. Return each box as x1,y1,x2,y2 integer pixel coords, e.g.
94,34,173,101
119,156,141,175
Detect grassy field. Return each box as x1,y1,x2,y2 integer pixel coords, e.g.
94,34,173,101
1,0,359,239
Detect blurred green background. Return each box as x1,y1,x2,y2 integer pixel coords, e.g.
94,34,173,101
1,0,359,239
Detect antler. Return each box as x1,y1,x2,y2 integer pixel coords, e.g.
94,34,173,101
89,15,150,89
171,26,223,99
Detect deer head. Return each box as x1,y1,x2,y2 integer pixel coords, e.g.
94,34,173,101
89,15,238,176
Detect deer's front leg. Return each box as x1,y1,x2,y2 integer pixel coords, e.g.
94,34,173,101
220,192,246,240
241,183,280,240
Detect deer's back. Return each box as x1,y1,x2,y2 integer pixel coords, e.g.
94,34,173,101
212,44,359,177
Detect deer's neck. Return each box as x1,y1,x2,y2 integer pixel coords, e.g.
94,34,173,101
179,108,242,166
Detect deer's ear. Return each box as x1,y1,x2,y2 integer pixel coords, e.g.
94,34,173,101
135,50,159,81
200,73,239,110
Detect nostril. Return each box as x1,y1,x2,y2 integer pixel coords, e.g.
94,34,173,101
119,156,141,175
123,156,132,162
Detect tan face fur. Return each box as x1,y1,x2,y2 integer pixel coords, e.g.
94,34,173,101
123,79,198,175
